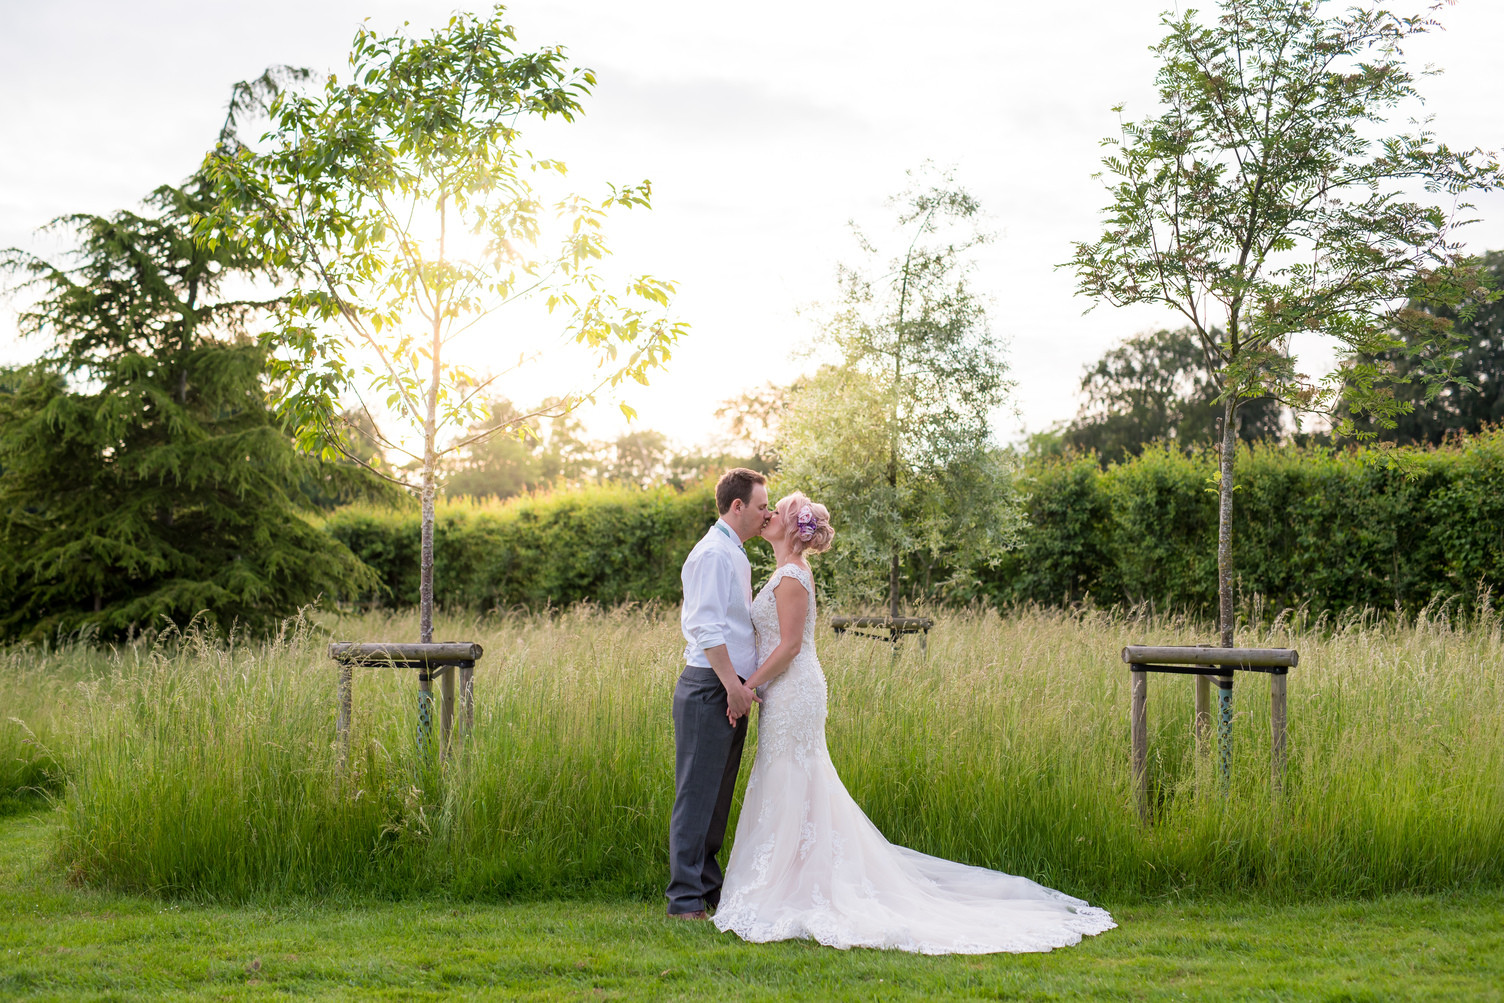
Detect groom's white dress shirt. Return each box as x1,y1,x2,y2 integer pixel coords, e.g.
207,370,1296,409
681,518,756,680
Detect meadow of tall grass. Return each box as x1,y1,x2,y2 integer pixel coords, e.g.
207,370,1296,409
4,601,1502,903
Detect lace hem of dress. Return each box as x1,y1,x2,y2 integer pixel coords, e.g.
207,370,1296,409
712,903,1117,955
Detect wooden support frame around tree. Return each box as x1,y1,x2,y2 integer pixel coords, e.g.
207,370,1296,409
329,641,482,766
1120,645,1297,821
830,616,934,656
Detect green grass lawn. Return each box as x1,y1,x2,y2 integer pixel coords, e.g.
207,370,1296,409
2,809,1501,1001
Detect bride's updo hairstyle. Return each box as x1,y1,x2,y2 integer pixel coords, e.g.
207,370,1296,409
777,491,834,556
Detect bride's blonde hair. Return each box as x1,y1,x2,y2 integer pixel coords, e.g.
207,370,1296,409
776,491,834,555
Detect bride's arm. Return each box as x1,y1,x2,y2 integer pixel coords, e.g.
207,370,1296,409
745,577,808,690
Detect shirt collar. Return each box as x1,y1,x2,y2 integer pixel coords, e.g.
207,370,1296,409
714,519,746,553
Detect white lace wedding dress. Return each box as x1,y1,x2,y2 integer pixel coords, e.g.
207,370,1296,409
713,563,1116,954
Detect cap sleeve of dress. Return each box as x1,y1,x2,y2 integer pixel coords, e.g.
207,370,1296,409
771,564,811,594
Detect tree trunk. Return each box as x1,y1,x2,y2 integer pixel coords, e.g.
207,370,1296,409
419,314,438,643
1217,393,1239,648
887,239,916,621
419,335,440,640
889,552,900,619
887,383,900,619
887,352,902,618
419,197,448,645
419,462,436,644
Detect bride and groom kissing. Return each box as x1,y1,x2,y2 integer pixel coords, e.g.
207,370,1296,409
667,468,1115,954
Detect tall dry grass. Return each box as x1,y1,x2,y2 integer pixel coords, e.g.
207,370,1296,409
8,601,1502,902
0,639,118,810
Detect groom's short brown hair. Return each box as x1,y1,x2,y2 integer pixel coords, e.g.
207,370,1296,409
715,468,766,515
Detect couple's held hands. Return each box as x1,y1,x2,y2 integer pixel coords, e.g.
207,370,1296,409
725,679,760,726
698,644,758,727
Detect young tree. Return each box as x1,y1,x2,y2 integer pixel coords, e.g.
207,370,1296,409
1069,0,1499,645
0,179,375,640
200,7,685,642
779,168,1018,613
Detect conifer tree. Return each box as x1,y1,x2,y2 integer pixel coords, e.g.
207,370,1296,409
0,178,374,640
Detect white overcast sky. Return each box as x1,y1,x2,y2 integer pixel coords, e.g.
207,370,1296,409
3,0,1502,446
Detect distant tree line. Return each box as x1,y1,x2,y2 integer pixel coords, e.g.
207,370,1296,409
1031,249,1504,466
438,398,769,501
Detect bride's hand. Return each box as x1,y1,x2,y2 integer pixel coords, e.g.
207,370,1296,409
725,681,761,724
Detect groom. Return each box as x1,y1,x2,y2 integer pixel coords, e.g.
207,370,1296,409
666,467,769,920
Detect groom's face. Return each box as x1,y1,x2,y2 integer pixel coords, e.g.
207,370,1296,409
728,483,771,541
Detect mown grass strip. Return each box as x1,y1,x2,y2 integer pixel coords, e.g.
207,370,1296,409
2,811,1502,1001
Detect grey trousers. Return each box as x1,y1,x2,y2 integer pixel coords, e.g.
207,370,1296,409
666,665,749,915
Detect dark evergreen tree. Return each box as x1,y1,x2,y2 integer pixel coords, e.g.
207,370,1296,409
0,178,374,640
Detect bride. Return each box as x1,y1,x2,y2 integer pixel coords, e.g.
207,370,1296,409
712,492,1115,954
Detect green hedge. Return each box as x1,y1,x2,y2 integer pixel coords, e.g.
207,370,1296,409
323,483,727,610
985,430,1504,614
326,432,1504,616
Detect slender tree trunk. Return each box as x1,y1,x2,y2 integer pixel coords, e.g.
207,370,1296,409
1217,393,1239,648
420,460,436,644
889,554,900,619
887,366,900,617
888,362,900,618
887,334,902,619
888,243,915,621
419,198,447,645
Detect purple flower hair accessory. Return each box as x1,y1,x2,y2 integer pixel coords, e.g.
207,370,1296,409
795,505,818,542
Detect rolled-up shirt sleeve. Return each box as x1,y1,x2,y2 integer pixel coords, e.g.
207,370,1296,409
682,548,733,655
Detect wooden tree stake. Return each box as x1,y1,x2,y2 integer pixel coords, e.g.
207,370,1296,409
1194,671,1211,759
1271,672,1288,795
460,664,475,740
1131,668,1148,822
440,665,456,759
336,662,352,775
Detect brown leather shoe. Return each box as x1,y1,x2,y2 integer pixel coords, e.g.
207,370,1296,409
667,909,709,921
